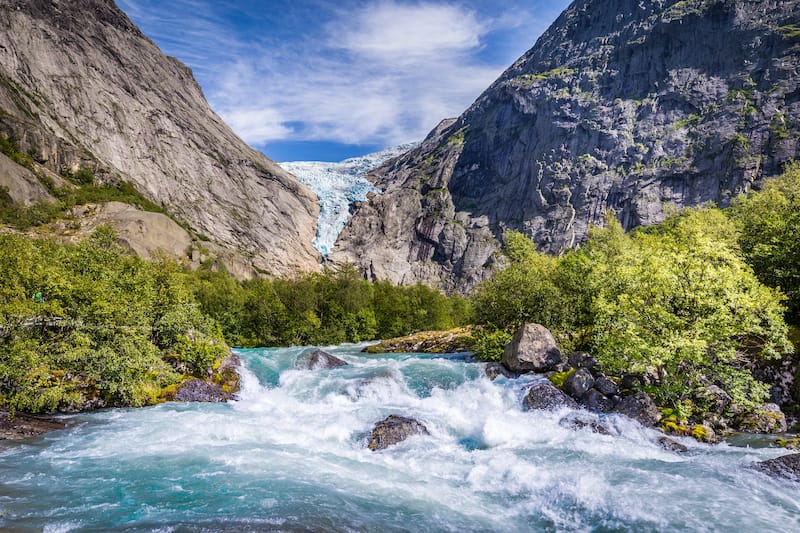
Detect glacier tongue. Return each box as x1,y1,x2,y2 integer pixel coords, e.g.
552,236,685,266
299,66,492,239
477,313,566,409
280,143,417,257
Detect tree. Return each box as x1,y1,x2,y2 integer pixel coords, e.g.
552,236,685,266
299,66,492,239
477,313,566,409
729,162,800,322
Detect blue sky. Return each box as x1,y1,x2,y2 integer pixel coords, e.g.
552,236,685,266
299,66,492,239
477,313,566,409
117,0,571,161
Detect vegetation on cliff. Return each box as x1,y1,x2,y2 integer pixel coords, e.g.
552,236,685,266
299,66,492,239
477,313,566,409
0,228,469,413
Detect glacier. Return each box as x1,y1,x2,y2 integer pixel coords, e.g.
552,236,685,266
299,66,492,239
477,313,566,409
280,143,417,257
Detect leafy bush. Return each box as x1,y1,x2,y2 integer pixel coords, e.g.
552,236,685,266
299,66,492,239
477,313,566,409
0,230,229,413
470,208,793,409
729,162,800,322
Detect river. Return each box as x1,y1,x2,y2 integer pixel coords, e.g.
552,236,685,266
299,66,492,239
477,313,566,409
1,344,798,531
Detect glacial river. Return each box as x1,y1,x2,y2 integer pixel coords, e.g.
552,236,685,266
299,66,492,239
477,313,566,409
1,345,798,532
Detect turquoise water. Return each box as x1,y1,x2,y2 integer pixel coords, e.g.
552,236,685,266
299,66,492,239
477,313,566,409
1,345,799,532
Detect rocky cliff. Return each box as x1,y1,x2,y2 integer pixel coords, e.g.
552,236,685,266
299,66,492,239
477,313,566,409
0,0,320,276
330,0,800,292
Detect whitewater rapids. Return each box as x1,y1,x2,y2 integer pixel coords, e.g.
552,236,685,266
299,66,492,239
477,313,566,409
0,345,798,532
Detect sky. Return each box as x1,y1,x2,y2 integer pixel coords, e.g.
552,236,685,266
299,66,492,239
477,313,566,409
116,0,571,162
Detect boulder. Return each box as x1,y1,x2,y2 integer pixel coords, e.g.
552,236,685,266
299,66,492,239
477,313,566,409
298,349,349,370
620,373,646,391
567,352,599,371
367,415,429,451
581,389,614,413
657,436,689,453
522,381,579,411
594,376,619,397
735,403,788,434
173,378,233,402
563,369,595,399
558,412,612,435
694,385,732,413
485,363,517,381
754,453,800,482
613,392,661,427
502,324,563,373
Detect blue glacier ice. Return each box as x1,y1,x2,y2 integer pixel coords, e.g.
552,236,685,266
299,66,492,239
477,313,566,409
280,143,417,257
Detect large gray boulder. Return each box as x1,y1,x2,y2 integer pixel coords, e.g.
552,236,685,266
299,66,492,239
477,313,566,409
522,381,578,411
502,324,563,373
368,415,429,451
754,453,800,482
297,349,349,370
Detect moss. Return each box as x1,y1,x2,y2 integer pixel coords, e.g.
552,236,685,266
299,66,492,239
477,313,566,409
549,368,576,388
776,25,800,38
776,437,800,450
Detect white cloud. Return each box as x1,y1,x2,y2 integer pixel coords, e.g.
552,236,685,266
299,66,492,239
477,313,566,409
337,2,486,64
211,1,505,148
119,0,565,151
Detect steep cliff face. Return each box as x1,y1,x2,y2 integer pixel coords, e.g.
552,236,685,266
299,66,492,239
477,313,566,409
330,0,800,292
0,0,320,276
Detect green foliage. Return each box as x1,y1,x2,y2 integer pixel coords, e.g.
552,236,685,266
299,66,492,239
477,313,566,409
0,136,35,171
469,328,512,362
192,264,470,348
62,167,96,186
471,209,792,409
0,230,229,413
729,163,800,322
776,25,800,38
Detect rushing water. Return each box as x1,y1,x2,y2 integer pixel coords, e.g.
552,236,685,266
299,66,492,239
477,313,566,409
1,345,798,532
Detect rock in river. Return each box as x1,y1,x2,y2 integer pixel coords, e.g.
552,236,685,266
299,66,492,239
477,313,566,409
368,415,429,451
502,323,563,373
613,392,661,427
754,453,800,482
298,349,349,370
522,381,579,411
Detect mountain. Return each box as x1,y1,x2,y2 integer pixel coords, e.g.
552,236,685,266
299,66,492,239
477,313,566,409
279,143,416,256
329,0,800,292
0,0,320,277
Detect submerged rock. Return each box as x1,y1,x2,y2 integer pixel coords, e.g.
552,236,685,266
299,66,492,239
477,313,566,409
558,412,612,435
657,437,689,453
298,349,349,370
614,392,661,427
502,323,563,373
754,453,800,482
522,381,578,411
368,415,429,451
484,363,517,381
0,410,68,440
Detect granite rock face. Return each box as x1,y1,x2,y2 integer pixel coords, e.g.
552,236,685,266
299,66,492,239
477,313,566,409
0,0,320,277
331,0,800,292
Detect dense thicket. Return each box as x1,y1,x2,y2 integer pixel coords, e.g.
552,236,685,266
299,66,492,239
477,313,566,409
192,264,470,348
471,168,798,411
0,228,227,413
0,229,469,413
729,162,800,323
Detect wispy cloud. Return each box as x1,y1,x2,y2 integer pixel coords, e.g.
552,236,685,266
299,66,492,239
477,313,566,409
117,0,566,151
214,1,503,147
